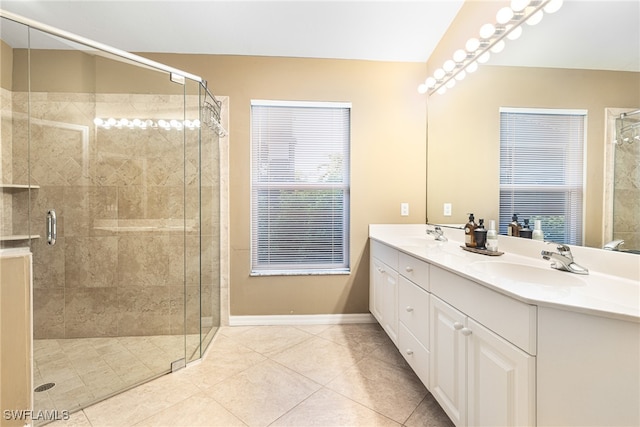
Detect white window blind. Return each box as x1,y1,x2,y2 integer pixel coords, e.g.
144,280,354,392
251,100,350,274
499,108,586,245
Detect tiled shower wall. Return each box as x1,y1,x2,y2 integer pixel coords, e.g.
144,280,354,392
8,90,220,339
613,137,640,250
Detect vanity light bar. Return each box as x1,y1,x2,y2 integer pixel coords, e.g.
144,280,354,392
93,118,201,130
419,0,563,96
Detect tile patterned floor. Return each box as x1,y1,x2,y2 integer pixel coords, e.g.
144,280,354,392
48,324,454,427
34,335,202,414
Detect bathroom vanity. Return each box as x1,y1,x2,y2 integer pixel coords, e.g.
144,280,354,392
369,224,640,427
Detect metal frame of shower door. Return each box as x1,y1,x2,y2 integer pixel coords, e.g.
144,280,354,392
0,9,203,85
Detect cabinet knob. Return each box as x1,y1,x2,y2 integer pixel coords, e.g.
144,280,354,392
377,267,385,273
461,327,473,336
406,306,414,312
453,322,464,330
405,266,413,272
406,349,414,355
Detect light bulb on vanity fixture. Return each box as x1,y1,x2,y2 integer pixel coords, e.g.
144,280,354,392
418,0,563,96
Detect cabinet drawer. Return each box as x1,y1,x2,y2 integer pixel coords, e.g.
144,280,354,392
399,252,429,291
371,240,398,270
399,323,430,388
399,276,429,348
430,266,537,355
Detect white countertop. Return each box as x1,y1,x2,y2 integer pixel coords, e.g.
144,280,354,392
370,224,640,322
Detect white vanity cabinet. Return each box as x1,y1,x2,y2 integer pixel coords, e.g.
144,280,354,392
398,274,430,386
370,240,399,345
430,266,536,427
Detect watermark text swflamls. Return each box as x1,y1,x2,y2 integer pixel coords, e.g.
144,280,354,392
3,409,70,422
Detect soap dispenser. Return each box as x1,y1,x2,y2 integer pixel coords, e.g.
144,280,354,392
465,213,478,248
532,220,544,241
508,214,521,237
520,218,533,239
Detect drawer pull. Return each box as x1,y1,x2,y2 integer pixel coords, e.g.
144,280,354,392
453,322,464,330
405,266,413,272
406,349,414,355
461,327,473,336
406,306,414,312
377,267,385,273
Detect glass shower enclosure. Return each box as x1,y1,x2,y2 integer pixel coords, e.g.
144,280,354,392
1,10,222,416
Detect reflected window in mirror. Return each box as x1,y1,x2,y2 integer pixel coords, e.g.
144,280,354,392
499,108,586,245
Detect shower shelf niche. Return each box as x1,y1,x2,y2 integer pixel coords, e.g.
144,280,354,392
1,184,40,241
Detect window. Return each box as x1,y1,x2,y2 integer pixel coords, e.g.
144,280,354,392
499,108,586,245
251,100,350,275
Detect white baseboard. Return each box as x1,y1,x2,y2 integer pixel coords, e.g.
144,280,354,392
228,313,376,326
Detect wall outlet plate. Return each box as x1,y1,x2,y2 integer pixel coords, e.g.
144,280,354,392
401,203,409,216
444,203,452,216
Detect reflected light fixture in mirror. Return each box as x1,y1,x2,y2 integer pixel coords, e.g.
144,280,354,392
418,0,564,96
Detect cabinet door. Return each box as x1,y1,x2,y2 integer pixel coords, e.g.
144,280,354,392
381,264,399,346
430,296,466,427
466,318,536,427
370,257,386,323
370,257,398,346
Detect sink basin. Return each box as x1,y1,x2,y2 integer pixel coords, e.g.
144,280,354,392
470,261,587,287
396,236,442,248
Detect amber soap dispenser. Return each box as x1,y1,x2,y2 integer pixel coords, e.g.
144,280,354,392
465,213,478,248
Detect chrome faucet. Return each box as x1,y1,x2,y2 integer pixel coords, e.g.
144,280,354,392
541,244,589,275
603,239,625,251
426,225,448,242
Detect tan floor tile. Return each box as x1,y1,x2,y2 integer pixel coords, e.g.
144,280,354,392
133,392,246,426
48,410,93,427
206,359,321,427
405,393,455,427
83,372,200,427
180,337,266,389
325,355,427,423
225,326,314,356
318,323,390,355
271,387,401,427
271,336,364,384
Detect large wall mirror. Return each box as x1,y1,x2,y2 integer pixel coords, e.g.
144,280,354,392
426,0,640,251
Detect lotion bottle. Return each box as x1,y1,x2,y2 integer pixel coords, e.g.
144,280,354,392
486,220,498,252
532,220,544,241
465,213,477,248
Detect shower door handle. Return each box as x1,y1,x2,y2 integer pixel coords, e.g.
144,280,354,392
47,209,57,246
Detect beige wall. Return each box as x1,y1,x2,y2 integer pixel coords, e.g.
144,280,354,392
142,54,428,316
426,1,640,248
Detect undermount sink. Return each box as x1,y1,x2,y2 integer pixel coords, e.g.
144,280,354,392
397,236,442,248
470,261,587,287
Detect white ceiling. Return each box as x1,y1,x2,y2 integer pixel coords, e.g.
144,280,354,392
0,0,638,71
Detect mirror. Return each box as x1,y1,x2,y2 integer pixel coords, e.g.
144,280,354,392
426,0,640,251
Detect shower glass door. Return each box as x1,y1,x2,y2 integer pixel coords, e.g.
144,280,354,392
25,27,189,413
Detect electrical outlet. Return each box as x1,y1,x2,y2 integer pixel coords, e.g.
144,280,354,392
444,203,452,216
401,203,409,216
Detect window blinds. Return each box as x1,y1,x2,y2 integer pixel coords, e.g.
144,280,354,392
251,100,351,274
499,108,586,245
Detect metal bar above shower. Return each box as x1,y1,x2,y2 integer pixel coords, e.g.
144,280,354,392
0,8,226,111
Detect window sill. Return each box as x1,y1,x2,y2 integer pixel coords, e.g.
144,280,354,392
250,269,350,277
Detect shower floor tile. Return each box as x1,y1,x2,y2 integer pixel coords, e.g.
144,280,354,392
47,324,455,427
33,334,201,416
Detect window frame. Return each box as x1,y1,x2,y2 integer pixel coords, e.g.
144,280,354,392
250,99,351,276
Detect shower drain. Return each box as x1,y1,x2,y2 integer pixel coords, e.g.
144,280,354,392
34,382,56,392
